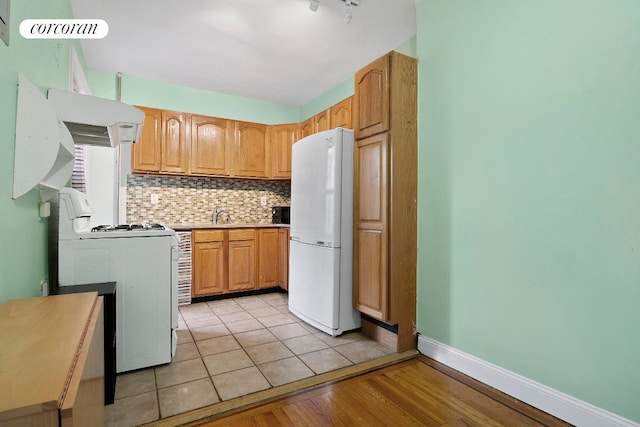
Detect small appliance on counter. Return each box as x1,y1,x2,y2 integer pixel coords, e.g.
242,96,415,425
272,206,290,224
50,188,180,373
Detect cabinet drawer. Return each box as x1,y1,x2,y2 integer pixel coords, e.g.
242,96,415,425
192,229,225,243
229,229,256,241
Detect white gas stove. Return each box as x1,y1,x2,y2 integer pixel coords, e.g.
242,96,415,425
55,188,179,373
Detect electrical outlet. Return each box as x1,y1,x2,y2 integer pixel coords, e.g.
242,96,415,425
260,196,267,207
39,201,50,218
150,194,159,205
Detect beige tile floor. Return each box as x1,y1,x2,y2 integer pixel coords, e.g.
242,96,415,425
105,292,393,426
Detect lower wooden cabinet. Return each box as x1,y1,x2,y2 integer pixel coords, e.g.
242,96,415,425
353,133,390,321
192,227,288,297
278,228,290,290
228,229,257,292
258,228,279,289
192,230,226,297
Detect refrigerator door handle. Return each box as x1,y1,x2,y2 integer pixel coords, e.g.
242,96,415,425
291,236,335,248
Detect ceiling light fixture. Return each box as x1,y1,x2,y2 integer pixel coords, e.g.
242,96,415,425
309,0,359,23
344,0,353,23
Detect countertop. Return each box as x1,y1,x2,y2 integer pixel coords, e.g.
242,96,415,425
167,223,290,231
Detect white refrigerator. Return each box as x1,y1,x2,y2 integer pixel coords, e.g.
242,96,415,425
289,128,361,336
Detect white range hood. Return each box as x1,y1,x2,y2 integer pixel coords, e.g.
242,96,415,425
47,89,144,147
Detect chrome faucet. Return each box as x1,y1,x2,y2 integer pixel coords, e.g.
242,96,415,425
212,208,230,224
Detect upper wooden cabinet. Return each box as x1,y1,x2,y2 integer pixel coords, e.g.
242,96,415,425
270,124,298,179
132,106,162,173
132,107,190,174
354,54,390,139
330,97,352,129
132,96,352,180
313,109,331,133
161,110,190,174
234,121,269,178
300,117,313,139
191,115,233,176
353,51,417,352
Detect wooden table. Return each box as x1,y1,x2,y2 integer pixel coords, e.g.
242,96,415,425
0,293,104,426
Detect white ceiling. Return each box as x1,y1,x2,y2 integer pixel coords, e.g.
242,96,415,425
71,0,417,106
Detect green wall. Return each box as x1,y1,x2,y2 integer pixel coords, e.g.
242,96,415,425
300,35,417,121
300,76,354,121
88,71,301,124
416,0,640,422
0,0,83,303
89,35,418,125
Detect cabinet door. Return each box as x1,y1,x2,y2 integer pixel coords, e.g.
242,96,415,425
270,124,297,179
258,229,279,289
354,54,390,139
330,97,352,129
192,241,226,296
314,109,330,133
228,233,256,292
191,115,233,176
300,118,313,139
278,228,289,290
234,121,269,178
132,106,161,173
353,133,390,321
161,110,190,174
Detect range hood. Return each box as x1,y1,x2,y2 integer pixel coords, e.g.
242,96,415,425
47,89,144,147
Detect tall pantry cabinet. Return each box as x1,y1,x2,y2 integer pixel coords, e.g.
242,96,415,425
353,51,417,352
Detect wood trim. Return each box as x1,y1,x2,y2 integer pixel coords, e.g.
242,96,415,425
416,355,572,427
190,356,570,427
360,317,398,351
388,51,418,353
147,350,418,427
418,336,634,427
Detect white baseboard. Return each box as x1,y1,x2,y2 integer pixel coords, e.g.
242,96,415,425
417,335,639,427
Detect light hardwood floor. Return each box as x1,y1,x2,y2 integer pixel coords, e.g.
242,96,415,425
188,355,572,427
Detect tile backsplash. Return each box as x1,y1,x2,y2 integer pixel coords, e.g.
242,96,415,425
127,175,290,225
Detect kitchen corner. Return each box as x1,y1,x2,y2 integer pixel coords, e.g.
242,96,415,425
125,174,292,308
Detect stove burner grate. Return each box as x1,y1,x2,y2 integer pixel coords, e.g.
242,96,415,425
91,223,166,232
